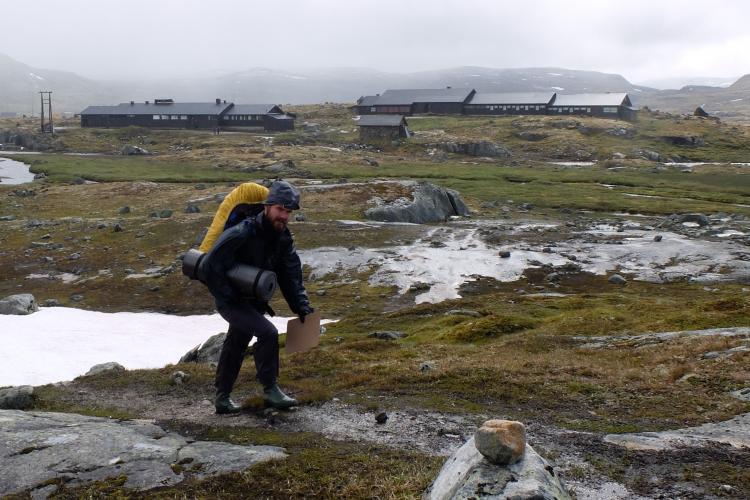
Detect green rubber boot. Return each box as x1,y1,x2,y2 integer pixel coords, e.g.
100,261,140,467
263,384,298,409
215,392,242,414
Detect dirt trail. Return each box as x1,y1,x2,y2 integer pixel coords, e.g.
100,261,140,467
54,382,750,499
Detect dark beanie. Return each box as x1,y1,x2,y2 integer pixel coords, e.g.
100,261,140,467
264,180,300,210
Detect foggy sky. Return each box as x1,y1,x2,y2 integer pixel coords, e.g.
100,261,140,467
2,0,749,86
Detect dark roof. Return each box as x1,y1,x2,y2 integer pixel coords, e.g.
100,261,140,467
225,104,282,115
371,88,475,106
468,92,556,105
81,101,232,115
356,95,380,107
550,93,631,107
357,115,407,127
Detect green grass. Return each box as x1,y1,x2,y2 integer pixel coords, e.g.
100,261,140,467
10,154,255,183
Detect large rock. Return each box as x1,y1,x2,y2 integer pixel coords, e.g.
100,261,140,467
0,410,286,497
474,420,525,465
121,144,150,155
425,437,571,500
436,141,511,158
0,294,38,315
0,386,36,410
85,362,125,376
179,332,227,363
364,182,469,224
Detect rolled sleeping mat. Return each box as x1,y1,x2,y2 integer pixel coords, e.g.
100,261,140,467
182,248,277,302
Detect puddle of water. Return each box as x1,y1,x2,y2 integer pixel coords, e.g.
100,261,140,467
0,157,35,184
548,161,596,166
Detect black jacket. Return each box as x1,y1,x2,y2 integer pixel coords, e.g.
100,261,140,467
201,211,310,314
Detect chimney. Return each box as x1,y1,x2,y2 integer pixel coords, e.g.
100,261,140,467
145,101,149,105
216,98,221,105
446,86,452,89
130,101,134,106
223,100,226,104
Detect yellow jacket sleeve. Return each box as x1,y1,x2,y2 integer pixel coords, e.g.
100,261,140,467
198,182,269,252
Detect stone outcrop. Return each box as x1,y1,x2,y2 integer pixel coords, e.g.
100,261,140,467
0,293,38,315
425,436,571,500
0,410,286,497
604,411,750,451
179,332,226,364
85,362,126,376
121,145,150,155
0,386,36,410
474,420,525,465
364,182,469,224
435,141,511,158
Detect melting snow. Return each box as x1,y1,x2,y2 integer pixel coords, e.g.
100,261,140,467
0,308,333,386
301,222,750,304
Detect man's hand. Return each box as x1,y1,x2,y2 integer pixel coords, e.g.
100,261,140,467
298,305,314,323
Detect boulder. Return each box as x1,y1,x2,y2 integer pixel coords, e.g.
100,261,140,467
678,213,710,227
364,182,469,224
0,386,36,410
121,144,150,155
179,332,227,363
608,274,627,285
436,141,510,158
368,331,406,340
425,437,571,500
0,294,39,315
85,362,125,376
474,420,526,465
185,204,201,214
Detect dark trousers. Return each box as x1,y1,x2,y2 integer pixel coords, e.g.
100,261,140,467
214,303,279,394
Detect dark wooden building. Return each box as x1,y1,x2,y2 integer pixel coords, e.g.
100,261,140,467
80,99,295,131
357,115,409,142
464,92,556,115
80,99,230,129
221,104,294,131
354,88,475,115
547,93,637,121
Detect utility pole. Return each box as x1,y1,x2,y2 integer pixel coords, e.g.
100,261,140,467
39,91,53,133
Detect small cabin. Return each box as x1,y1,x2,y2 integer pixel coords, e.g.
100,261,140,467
357,115,409,142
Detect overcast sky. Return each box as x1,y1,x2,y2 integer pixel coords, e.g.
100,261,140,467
2,0,749,86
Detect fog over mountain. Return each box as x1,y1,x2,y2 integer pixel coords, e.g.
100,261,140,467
1,52,749,121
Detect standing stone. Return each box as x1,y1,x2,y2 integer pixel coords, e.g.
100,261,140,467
0,294,39,315
474,419,526,465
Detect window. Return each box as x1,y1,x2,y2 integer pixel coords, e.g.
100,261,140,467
603,107,618,114
153,115,161,120
170,115,179,120
370,107,376,112
181,115,187,120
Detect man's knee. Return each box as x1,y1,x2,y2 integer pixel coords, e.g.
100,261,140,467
255,323,279,340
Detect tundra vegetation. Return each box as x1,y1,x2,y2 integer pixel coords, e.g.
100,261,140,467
1,106,749,499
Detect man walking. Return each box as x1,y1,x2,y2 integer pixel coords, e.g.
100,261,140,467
200,180,313,414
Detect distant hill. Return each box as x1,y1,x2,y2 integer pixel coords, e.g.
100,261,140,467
0,53,116,115
0,53,748,121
